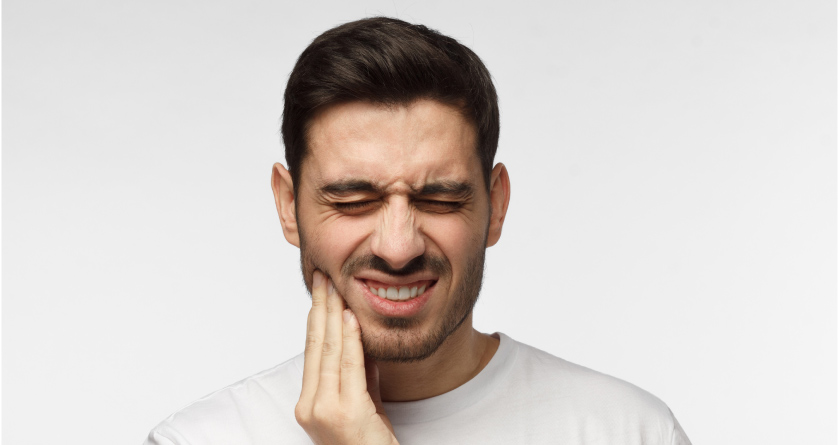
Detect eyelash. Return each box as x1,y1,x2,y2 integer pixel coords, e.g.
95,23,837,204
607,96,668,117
334,201,376,211
333,200,462,212
418,200,462,210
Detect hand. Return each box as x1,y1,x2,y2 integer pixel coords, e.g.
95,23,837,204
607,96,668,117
295,270,399,445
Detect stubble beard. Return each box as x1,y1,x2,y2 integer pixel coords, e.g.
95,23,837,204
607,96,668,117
299,233,487,364
356,250,485,363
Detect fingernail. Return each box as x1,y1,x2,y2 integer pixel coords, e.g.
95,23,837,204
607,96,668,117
313,270,324,288
328,280,335,295
343,309,353,323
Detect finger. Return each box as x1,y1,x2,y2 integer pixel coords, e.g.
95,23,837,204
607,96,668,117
300,270,328,403
315,278,344,401
339,308,367,402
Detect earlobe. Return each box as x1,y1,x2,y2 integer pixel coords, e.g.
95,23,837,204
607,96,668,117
271,162,300,247
486,163,511,247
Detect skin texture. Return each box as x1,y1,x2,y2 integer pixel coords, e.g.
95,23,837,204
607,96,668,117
271,99,511,443
293,271,398,445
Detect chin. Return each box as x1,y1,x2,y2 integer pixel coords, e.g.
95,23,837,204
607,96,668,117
358,319,444,363
358,309,471,363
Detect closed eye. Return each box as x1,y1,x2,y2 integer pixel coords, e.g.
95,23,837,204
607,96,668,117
415,200,463,212
333,199,462,214
333,201,377,213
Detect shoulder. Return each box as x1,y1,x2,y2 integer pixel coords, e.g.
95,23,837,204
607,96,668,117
514,340,667,409
144,354,310,445
505,337,690,444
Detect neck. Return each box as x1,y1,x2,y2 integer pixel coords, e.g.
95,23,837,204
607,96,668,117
374,314,500,402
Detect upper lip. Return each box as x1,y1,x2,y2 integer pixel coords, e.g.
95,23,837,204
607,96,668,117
354,271,438,287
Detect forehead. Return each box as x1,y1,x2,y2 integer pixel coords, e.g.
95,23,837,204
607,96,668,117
302,100,480,192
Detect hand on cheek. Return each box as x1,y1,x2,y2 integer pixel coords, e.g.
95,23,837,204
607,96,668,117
295,270,398,445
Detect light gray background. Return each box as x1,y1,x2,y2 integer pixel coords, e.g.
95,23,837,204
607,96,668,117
4,0,836,443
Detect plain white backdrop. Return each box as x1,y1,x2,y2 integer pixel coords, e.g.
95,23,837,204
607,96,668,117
3,0,835,443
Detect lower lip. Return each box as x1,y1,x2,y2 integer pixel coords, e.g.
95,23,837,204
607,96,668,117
357,279,434,318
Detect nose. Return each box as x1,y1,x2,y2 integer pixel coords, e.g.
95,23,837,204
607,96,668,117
370,197,425,270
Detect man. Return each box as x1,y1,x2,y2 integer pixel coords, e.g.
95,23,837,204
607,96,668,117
145,17,691,445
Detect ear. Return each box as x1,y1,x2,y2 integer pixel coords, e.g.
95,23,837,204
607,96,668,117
486,163,511,247
271,162,300,247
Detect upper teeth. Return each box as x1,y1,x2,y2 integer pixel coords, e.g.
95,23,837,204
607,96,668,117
366,283,426,301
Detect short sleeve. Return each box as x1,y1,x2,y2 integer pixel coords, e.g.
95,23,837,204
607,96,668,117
670,413,692,445
142,426,187,445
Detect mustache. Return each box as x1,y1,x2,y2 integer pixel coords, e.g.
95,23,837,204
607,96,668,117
342,254,450,278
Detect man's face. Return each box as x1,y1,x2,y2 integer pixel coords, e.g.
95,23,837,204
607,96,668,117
291,100,492,362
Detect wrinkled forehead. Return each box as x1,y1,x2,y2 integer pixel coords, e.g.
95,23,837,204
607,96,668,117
300,100,481,194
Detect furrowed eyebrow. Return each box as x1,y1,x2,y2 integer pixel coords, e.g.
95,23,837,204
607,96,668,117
417,181,473,198
318,180,382,196
318,179,473,198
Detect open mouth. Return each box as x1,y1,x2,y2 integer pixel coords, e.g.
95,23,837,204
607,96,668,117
361,279,436,302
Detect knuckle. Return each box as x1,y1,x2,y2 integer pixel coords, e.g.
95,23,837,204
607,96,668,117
294,403,311,425
311,402,335,423
304,334,321,352
326,301,340,313
321,340,339,355
310,296,325,307
341,357,358,370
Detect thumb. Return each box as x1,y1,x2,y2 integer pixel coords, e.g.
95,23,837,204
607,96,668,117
365,357,386,412
365,357,397,438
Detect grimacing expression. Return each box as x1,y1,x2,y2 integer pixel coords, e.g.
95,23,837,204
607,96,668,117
274,99,508,362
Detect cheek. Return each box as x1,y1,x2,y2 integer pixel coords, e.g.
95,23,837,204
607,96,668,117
421,214,485,266
307,216,372,269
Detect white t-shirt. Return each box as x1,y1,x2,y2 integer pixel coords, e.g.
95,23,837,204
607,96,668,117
144,333,691,444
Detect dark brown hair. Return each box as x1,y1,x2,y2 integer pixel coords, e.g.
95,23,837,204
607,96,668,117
281,17,499,193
